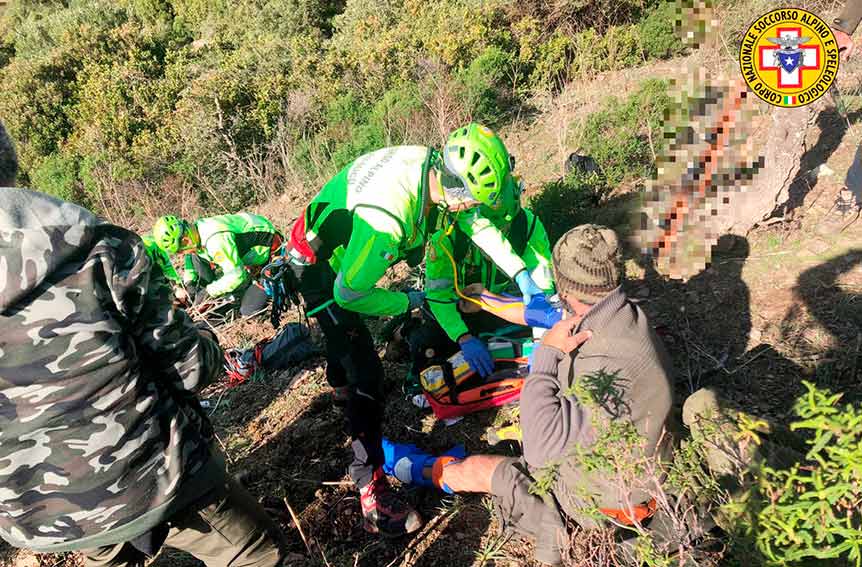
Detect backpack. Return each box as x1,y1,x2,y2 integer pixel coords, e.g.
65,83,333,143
223,322,317,386
420,336,535,420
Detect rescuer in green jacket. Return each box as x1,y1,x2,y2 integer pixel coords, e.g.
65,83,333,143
141,234,181,285
408,174,554,384
285,123,545,538
152,213,283,316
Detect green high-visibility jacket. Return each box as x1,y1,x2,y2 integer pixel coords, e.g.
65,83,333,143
141,234,181,284
426,208,554,342
182,213,279,297
303,146,530,317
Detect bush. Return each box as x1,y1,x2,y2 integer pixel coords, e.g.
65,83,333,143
727,382,862,566
578,78,672,187
29,152,84,205
530,170,608,244
455,46,512,125
638,0,685,60
0,0,681,216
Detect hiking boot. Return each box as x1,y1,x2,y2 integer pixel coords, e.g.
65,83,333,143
333,386,349,408
359,468,423,537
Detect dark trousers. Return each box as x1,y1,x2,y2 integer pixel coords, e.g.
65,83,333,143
290,260,385,488
188,256,270,317
83,477,285,567
491,457,567,566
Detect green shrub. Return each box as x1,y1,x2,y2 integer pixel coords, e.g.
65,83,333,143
0,0,681,215
529,31,575,90
530,170,608,244
29,152,84,205
727,382,862,566
578,78,671,187
637,1,685,60
455,46,512,125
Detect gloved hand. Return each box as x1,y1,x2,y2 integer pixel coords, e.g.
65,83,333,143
406,290,426,311
515,270,543,304
459,335,494,377
524,295,563,329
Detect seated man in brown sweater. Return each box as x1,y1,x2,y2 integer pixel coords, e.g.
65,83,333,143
382,225,674,565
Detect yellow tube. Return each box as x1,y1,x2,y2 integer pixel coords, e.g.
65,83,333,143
439,234,521,313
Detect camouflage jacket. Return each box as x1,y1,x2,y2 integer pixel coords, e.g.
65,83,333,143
0,189,223,552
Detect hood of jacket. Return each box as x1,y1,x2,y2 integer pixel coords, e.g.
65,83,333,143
0,188,99,312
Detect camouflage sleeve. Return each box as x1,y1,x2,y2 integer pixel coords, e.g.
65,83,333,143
123,236,222,393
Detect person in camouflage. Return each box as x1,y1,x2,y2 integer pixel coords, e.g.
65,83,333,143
0,123,285,567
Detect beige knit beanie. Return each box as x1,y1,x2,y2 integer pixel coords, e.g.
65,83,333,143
552,224,622,304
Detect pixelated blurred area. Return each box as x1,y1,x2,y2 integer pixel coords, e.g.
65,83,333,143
675,0,719,50
636,70,764,280
637,0,862,281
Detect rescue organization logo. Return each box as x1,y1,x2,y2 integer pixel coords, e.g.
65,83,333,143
739,8,839,107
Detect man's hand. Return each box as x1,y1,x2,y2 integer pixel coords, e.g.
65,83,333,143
174,287,189,303
541,316,592,354
835,29,855,61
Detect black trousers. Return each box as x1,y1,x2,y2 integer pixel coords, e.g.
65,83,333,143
290,260,385,488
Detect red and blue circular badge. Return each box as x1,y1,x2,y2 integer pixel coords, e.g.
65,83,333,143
739,8,839,107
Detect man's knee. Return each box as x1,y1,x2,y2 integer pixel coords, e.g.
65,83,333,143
490,458,554,535
489,458,565,565
683,388,757,477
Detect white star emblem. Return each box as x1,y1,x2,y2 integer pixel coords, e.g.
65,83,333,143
784,56,794,65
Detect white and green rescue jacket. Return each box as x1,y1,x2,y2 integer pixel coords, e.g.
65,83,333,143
302,146,530,317
182,213,280,297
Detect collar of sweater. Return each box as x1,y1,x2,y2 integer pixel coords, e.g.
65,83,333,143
576,286,627,333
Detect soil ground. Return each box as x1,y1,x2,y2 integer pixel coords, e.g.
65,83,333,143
5,57,862,567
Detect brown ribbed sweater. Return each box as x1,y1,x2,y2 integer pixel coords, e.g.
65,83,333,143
520,286,674,520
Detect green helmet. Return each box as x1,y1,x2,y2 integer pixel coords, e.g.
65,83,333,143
481,173,523,225
153,215,184,254
441,123,514,209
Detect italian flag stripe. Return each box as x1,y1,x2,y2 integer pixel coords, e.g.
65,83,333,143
784,95,796,104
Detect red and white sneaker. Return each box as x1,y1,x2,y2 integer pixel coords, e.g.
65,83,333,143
359,468,422,537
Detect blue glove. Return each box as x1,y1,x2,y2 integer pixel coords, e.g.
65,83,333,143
460,336,494,377
515,270,543,304
406,290,426,311
382,438,467,488
524,295,563,329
